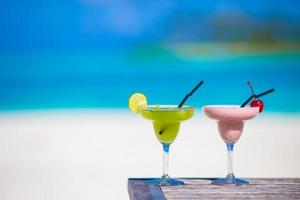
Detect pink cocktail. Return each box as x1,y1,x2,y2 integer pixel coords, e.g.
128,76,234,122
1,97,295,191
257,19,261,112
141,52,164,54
203,105,259,185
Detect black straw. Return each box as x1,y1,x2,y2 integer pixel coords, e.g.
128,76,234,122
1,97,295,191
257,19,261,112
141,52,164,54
159,129,164,135
159,81,204,135
240,95,254,107
240,88,275,107
255,88,275,98
178,81,204,108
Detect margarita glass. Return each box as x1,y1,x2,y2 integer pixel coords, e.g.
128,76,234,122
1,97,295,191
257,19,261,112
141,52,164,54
203,105,259,185
140,105,195,186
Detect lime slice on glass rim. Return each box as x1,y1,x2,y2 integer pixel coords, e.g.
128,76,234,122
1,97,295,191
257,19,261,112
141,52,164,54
128,93,148,113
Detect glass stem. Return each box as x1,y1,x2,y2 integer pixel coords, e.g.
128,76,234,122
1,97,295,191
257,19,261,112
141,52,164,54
226,143,235,179
163,144,170,177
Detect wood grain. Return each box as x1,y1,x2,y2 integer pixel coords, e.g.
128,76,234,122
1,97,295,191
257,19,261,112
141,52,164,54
128,178,300,200
128,179,166,200
162,178,300,200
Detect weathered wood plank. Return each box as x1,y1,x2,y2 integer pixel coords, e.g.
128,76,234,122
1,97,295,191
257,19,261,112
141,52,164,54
162,178,300,200
128,179,166,200
128,178,300,200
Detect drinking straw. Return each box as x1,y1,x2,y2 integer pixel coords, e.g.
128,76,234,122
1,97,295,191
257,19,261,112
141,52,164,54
240,88,275,107
255,88,275,98
178,81,204,108
160,81,204,135
240,95,254,107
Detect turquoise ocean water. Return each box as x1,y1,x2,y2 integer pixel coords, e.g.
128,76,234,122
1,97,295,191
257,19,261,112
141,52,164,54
1,0,300,113
0,49,299,113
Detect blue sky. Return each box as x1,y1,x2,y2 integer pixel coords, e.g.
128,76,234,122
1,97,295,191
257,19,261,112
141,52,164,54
1,0,300,51
0,0,299,111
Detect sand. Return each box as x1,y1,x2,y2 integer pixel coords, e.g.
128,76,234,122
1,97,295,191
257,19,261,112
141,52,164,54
0,109,300,200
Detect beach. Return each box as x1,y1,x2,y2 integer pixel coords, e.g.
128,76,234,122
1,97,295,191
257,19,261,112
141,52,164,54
0,109,299,200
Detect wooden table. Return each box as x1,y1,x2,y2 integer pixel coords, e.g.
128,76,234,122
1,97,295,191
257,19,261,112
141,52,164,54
128,178,300,200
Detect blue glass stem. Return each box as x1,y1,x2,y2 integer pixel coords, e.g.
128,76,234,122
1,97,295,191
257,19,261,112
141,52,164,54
226,144,235,179
145,144,184,186
212,143,249,185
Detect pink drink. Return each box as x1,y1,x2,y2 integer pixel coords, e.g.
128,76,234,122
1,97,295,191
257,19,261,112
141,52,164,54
203,106,259,144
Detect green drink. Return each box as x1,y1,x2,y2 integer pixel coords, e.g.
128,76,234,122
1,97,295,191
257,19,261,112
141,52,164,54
129,86,201,186
139,105,194,186
140,106,194,144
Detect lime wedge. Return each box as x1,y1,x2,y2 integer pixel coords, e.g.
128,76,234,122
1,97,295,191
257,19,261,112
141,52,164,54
128,93,148,113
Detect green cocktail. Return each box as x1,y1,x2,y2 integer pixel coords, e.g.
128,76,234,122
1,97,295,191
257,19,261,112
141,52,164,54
140,106,194,144
140,105,195,186
129,82,203,186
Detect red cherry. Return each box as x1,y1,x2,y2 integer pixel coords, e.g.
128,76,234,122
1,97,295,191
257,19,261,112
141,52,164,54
250,99,264,113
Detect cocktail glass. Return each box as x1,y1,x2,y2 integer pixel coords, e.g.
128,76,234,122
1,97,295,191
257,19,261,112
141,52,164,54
203,105,259,185
140,105,195,186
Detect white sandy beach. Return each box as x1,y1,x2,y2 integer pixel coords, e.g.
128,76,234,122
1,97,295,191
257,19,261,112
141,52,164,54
0,109,300,200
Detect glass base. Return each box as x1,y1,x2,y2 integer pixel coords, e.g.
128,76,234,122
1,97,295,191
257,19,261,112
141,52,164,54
212,174,249,185
146,175,185,186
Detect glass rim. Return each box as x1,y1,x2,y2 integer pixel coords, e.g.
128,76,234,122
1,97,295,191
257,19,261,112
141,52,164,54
202,105,253,109
140,105,194,111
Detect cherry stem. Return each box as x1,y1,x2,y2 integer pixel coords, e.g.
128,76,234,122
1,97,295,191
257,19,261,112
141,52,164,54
247,81,256,100
240,88,275,107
